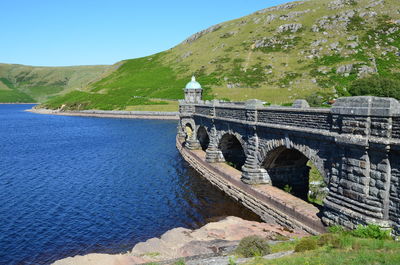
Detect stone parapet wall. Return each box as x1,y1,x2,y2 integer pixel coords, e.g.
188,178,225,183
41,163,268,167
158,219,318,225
257,109,331,130
215,107,247,121
391,117,400,139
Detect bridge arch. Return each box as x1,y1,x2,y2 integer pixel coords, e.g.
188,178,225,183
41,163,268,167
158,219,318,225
197,126,210,151
180,118,196,140
184,123,194,140
259,140,328,203
218,133,246,170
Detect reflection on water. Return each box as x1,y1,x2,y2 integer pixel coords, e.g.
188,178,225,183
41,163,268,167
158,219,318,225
0,105,259,265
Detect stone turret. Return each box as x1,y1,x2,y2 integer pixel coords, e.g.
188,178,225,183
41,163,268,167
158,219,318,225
184,76,203,103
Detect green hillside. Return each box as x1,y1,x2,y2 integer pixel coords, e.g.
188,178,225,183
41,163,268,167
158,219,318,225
42,0,400,110
0,63,112,103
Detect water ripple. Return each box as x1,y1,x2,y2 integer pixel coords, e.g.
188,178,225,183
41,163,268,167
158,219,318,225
0,105,260,265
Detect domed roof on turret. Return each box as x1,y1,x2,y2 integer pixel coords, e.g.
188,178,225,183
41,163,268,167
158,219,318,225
185,76,202,89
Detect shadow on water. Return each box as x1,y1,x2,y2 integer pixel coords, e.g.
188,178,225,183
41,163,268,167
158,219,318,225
174,156,262,228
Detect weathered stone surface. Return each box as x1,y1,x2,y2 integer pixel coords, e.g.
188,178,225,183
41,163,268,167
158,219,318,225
256,2,305,14
332,96,400,116
52,216,307,265
292,99,310,108
179,93,400,235
277,23,303,33
182,24,222,44
336,64,354,75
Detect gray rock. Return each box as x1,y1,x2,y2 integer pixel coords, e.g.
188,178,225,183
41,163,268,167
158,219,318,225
183,24,222,44
347,42,359,48
265,14,277,24
311,25,320,32
336,64,354,74
328,0,358,10
366,0,384,9
292,99,310,108
357,65,377,77
311,39,328,47
280,10,311,21
227,83,241,89
256,2,305,14
338,10,355,22
181,51,192,59
318,66,330,74
253,17,262,24
360,11,377,18
347,35,359,41
277,23,303,33
330,42,341,51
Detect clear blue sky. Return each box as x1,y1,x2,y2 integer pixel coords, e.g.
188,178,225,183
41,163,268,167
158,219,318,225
1,0,289,66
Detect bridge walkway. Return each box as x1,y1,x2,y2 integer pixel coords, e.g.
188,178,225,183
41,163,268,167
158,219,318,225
177,137,326,235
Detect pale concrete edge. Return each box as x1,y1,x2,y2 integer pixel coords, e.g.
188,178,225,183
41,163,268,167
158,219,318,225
26,108,180,120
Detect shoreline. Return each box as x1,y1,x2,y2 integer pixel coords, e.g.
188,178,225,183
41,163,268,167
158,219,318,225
53,216,307,265
27,108,179,120
0,102,38,105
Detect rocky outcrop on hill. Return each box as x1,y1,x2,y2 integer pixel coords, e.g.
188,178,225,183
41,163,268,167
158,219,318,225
183,24,222,44
277,23,303,33
53,216,307,265
39,0,400,110
256,1,307,14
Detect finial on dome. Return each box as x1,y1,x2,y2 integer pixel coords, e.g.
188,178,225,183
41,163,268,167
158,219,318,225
185,75,202,89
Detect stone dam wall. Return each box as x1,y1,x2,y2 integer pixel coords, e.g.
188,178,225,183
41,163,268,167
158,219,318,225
178,96,400,234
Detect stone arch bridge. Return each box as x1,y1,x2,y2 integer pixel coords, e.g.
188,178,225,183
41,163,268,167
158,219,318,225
177,97,400,234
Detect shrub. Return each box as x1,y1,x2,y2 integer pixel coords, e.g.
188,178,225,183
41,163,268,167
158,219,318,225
228,256,237,265
173,259,186,265
283,184,293,193
348,76,400,100
351,224,391,240
347,15,364,31
318,233,340,247
338,234,356,249
328,225,346,234
294,237,318,252
305,91,335,107
235,235,271,257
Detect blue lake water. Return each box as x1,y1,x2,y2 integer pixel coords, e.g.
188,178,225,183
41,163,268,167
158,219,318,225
0,104,259,265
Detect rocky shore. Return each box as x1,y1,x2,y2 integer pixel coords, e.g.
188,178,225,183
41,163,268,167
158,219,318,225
27,108,179,120
53,216,307,265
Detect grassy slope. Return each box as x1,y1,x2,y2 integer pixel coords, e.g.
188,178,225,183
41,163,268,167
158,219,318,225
43,0,400,110
0,63,111,103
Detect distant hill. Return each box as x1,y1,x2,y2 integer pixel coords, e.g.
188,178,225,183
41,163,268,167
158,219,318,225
37,0,400,109
0,63,112,103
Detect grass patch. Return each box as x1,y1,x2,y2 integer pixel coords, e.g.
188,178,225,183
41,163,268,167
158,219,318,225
294,237,318,252
125,101,179,112
244,225,398,265
0,77,15,89
235,235,271,258
347,15,365,31
0,90,35,103
312,54,347,67
41,91,169,110
90,52,189,99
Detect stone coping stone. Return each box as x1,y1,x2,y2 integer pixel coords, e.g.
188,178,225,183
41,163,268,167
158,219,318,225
332,96,400,116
